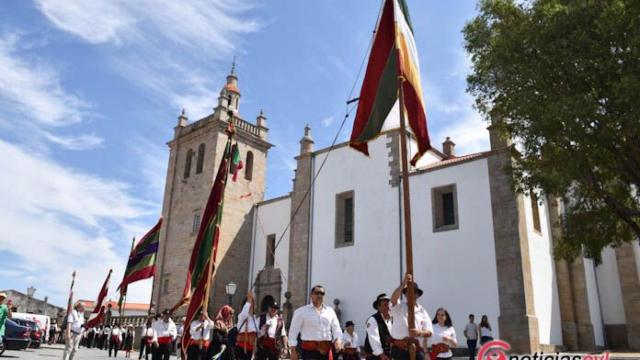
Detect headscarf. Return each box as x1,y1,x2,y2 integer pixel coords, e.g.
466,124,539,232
215,305,234,329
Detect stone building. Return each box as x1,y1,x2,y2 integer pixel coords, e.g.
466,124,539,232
1,289,65,321
151,64,271,315
152,66,640,353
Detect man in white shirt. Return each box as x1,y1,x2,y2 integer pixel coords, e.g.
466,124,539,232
341,321,359,360
257,301,288,360
152,309,177,360
109,322,123,358
364,293,393,360
288,285,344,360
63,303,85,360
389,273,433,360
463,314,479,360
236,292,259,360
187,310,214,360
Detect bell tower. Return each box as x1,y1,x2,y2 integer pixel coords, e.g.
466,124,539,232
153,61,272,315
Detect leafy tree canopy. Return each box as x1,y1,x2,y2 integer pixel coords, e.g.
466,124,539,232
464,0,640,261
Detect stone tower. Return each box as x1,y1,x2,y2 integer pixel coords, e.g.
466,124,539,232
152,63,272,315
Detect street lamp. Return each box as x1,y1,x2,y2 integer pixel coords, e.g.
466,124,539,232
225,281,237,306
27,286,36,313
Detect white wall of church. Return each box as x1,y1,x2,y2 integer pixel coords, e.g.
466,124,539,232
309,135,403,341
596,247,626,324
583,258,605,346
250,196,291,305
524,195,563,345
409,157,502,346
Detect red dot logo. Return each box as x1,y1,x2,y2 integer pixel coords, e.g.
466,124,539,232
477,340,510,360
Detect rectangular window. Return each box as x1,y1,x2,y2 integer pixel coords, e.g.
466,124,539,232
266,234,276,267
530,192,541,232
192,211,202,234
162,277,170,295
432,184,459,232
335,191,355,247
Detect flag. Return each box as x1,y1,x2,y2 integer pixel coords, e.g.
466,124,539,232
349,0,430,166
85,269,112,328
117,218,163,292
178,127,235,358
230,143,243,182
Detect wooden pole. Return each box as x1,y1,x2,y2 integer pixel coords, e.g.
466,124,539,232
66,271,77,318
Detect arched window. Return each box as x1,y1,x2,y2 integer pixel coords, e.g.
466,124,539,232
196,144,205,174
245,151,254,181
184,149,194,179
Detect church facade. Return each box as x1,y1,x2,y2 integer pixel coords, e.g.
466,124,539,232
153,69,640,353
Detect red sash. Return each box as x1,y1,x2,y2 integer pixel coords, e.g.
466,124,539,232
157,336,173,345
236,332,257,351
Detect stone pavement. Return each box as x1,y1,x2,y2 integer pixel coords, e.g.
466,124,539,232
2,345,639,360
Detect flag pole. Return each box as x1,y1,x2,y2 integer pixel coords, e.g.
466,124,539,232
119,237,136,319
396,47,417,360
66,270,77,318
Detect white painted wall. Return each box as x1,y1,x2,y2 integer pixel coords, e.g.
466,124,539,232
596,247,626,324
409,157,502,346
250,196,291,305
583,258,605,346
523,194,563,345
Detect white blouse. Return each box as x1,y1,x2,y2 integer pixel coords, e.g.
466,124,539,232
428,324,457,358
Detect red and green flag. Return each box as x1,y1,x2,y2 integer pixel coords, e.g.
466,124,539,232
85,269,112,328
349,0,430,165
178,126,236,358
117,218,163,292
230,143,243,182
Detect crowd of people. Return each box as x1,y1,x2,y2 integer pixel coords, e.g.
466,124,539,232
60,273,496,360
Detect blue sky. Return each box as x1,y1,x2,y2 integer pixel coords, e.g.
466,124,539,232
0,0,488,307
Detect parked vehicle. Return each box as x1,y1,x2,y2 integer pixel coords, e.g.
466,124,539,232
10,313,50,343
12,318,42,348
2,319,31,354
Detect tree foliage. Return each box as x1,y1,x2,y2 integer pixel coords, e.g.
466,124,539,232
464,0,640,261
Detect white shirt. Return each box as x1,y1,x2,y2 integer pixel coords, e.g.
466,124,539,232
237,302,259,332
260,313,286,338
152,319,178,340
103,327,111,336
144,327,154,337
464,323,478,340
189,319,214,341
429,324,457,358
288,304,343,346
67,310,85,334
389,302,433,340
111,327,123,342
366,314,392,356
177,324,185,337
342,331,359,349
480,326,492,337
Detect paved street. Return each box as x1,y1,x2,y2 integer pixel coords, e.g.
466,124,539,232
1,344,176,360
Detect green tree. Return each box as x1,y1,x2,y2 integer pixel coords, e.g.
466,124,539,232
463,0,640,261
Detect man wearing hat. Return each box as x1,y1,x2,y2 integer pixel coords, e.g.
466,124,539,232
364,294,392,360
63,302,85,360
0,293,12,351
187,310,214,360
288,285,343,360
389,273,433,360
341,321,360,360
256,300,288,360
152,309,177,360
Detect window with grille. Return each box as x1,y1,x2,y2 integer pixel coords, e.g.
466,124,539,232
335,191,355,247
432,184,459,232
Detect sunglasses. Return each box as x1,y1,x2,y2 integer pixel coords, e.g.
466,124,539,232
313,291,325,296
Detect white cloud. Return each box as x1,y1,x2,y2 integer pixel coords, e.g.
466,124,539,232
0,32,90,127
130,136,169,198
36,0,260,120
320,116,335,128
0,139,154,304
43,131,104,150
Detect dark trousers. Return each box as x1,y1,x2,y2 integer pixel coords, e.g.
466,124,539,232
153,343,172,360
256,346,279,360
139,339,151,360
235,346,254,360
109,339,121,357
479,336,493,345
188,344,209,360
466,339,477,360
300,349,332,360
390,347,425,360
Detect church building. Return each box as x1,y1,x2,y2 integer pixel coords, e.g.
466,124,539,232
153,68,640,353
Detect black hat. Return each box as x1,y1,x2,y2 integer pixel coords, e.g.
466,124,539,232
402,283,424,297
345,321,355,328
372,293,391,310
268,302,280,310
162,309,172,316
